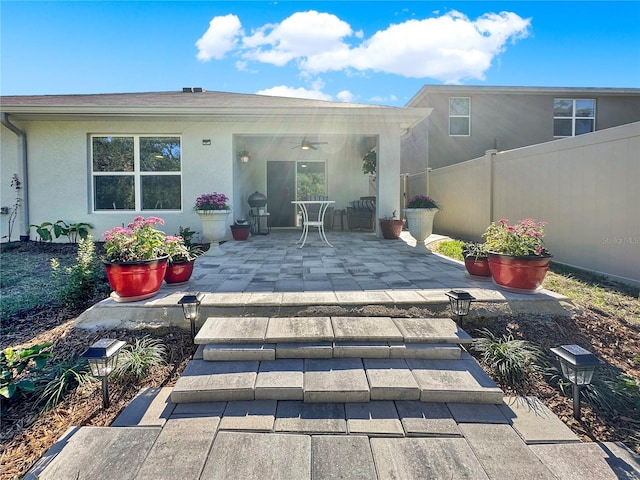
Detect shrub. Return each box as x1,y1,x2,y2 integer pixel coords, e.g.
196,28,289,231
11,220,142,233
472,328,545,391
113,337,166,381
51,236,103,308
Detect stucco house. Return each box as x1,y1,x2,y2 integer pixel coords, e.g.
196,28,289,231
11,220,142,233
0,89,431,242
401,85,640,171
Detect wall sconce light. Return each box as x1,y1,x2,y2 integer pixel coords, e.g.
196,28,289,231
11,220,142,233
81,338,126,408
445,289,475,327
202,139,211,146
550,344,604,420
178,293,204,340
238,151,251,163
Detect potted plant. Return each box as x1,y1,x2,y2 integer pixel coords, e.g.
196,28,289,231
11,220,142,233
195,192,230,254
483,218,552,292
163,234,200,284
462,242,491,277
379,211,404,239
102,216,169,301
403,194,439,251
230,219,251,241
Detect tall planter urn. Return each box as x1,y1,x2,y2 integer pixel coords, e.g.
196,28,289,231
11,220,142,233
197,210,230,255
103,256,168,302
487,252,552,293
403,208,438,251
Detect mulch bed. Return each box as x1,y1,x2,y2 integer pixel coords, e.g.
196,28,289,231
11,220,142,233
1,241,638,478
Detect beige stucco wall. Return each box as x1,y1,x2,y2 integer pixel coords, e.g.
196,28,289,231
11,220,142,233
431,122,640,286
1,116,407,242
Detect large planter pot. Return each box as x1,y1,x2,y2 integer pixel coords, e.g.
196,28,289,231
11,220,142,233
197,210,230,255
379,219,404,239
230,224,251,241
403,208,438,251
464,256,492,278
165,260,195,284
487,252,553,293
103,256,168,302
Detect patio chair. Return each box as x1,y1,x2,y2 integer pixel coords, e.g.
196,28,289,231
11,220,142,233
346,196,376,231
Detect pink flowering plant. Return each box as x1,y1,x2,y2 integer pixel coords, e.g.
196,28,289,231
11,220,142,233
194,192,229,211
103,216,168,262
483,218,550,257
406,194,438,209
164,235,197,263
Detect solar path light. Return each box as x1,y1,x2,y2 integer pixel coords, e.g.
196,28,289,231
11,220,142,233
445,289,476,327
81,338,126,408
550,344,604,420
178,293,204,340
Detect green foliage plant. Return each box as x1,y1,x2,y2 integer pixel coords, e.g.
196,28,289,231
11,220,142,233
51,236,101,308
472,329,545,391
483,218,550,256
30,221,54,242
362,149,376,175
0,342,53,404
462,242,487,260
112,337,166,381
53,220,94,243
37,358,93,412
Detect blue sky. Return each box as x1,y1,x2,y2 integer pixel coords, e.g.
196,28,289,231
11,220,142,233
1,1,639,106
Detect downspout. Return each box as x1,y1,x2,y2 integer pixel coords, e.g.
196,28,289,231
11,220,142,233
1,113,29,237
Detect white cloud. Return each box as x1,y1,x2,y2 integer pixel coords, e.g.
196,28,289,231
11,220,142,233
196,9,531,84
256,85,333,101
369,94,398,103
196,14,242,61
336,90,355,102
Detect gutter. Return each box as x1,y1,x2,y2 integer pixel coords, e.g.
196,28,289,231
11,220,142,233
1,113,29,237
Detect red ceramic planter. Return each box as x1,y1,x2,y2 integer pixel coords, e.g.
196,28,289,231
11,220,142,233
165,260,195,284
487,252,552,292
464,256,492,277
379,220,404,239
103,257,168,300
230,225,251,240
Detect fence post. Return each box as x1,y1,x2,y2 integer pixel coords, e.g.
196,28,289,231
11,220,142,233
485,149,498,226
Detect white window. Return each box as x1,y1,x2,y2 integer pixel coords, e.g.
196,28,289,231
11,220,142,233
449,97,471,136
553,99,596,137
91,135,182,211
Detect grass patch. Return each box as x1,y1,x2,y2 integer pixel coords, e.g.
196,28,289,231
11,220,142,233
543,264,640,325
0,252,73,319
434,239,464,261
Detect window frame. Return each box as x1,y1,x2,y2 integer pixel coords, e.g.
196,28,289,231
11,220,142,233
90,134,183,213
448,97,471,137
553,98,596,138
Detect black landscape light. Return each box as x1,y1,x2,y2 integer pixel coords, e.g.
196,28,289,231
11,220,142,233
178,293,204,340
551,344,604,420
445,289,475,327
81,338,126,408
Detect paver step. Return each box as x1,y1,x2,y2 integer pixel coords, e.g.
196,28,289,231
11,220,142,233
170,353,503,405
200,342,462,361
195,316,473,345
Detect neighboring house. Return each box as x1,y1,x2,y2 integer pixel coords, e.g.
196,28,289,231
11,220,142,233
0,89,431,241
401,85,640,171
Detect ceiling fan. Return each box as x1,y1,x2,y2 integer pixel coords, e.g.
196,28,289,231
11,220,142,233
291,137,328,150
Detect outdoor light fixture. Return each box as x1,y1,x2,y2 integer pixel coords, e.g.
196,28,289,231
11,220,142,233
81,338,126,408
445,289,475,327
238,151,250,163
178,293,204,340
551,344,604,420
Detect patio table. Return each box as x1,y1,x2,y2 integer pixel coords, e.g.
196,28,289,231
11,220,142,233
292,200,335,248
